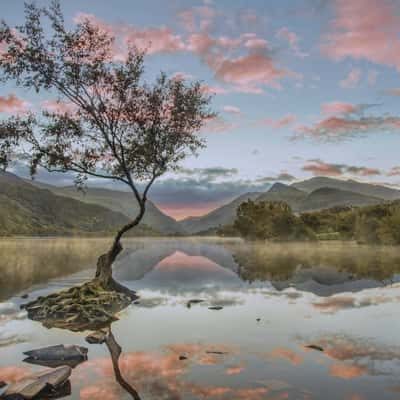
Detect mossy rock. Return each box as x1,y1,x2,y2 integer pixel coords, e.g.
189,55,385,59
22,281,137,332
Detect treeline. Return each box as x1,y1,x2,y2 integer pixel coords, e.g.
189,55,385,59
217,199,400,245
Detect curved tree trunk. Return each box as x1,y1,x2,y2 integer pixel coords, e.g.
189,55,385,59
94,202,146,293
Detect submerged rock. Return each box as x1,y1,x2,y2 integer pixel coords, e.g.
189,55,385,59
2,366,71,400
208,306,223,311
23,345,88,368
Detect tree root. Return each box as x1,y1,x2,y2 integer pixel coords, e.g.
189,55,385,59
21,280,138,332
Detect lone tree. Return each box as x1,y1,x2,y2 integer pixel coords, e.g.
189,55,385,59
0,1,214,291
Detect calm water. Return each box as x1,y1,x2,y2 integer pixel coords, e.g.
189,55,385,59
1,237,400,400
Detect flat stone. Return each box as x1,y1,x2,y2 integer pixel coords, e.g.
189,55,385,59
3,366,71,399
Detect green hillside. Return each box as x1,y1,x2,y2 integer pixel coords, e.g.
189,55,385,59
298,187,382,212
292,176,400,200
31,182,184,235
0,172,156,236
257,183,307,209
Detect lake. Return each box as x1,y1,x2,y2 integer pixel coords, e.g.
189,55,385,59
0,237,400,400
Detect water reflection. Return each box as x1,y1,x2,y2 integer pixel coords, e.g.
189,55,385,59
103,328,142,400
0,238,112,300
1,238,400,399
233,242,400,294
113,240,400,296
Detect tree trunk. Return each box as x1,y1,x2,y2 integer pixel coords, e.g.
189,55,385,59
94,202,146,294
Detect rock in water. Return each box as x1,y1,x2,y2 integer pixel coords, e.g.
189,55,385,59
85,330,107,344
305,344,324,352
3,366,71,399
23,345,88,368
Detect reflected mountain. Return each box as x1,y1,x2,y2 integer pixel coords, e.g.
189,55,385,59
234,242,400,296
113,240,400,297
113,240,242,294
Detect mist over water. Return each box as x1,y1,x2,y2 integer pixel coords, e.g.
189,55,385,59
1,237,400,399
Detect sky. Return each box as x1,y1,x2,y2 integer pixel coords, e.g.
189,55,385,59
2,0,400,219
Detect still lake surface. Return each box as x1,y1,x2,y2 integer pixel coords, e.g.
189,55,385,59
0,237,400,400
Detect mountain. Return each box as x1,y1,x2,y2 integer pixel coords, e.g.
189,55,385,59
180,192,261,234
180,180,389,234
256,183,307,208
297,187,382,212
0,172,153,236
29,183,184,235
292,177,400,201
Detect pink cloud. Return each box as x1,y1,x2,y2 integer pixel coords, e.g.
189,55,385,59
122,26,185,55
302,159,381,177
321,0,400,70
42,99,76,114
177,10,196,32
213,52,290,92
260,114,297,129
276,27,308,57
171,72,194,81
74,9,298,94
178,5,216,33
302,160,343,176
367,69,378,85
203,116,238,133
387,166,400,176
321,101,357,115
0,94,29,113
244,38,269,50
222,105,241,114
340,68,361,88
295,115,400,141
74,13,185,57
200,84,229,95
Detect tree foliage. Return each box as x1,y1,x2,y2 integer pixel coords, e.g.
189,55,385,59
233,200,315,241
231,199,400,245
0,1,214,243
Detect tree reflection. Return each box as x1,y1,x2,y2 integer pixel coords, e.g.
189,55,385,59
232,242,400,285
103,327,142,400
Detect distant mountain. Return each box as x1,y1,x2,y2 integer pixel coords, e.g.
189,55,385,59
292,177,400,201
29,182,184,235
0,172,157,236
180,192,261,234
257,182,307,208
298,187,382,212
180,179,391,234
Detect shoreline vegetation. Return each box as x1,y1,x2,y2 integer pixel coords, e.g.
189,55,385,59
218,199,400,245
